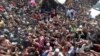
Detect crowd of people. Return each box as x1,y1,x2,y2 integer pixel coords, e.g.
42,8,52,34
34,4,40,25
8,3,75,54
0,0,100,56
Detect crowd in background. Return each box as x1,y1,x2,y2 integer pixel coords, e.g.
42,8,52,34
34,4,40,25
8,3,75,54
0,0,100,56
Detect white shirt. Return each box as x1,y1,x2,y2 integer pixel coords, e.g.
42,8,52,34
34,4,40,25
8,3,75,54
68,46,74,54
52,52,64,56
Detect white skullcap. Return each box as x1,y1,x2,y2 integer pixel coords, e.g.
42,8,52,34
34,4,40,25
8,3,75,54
46,42,50,46
12,42,17,45
18,27,21,30
66,30,69,32
55,48,60,52
23,18,26,20
4,28,9,32
79,25,82,28
0,35,4,37
22,21,25,23
29,33,32,35
10,15,13,18
27,21,29,24
55,0,66,4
